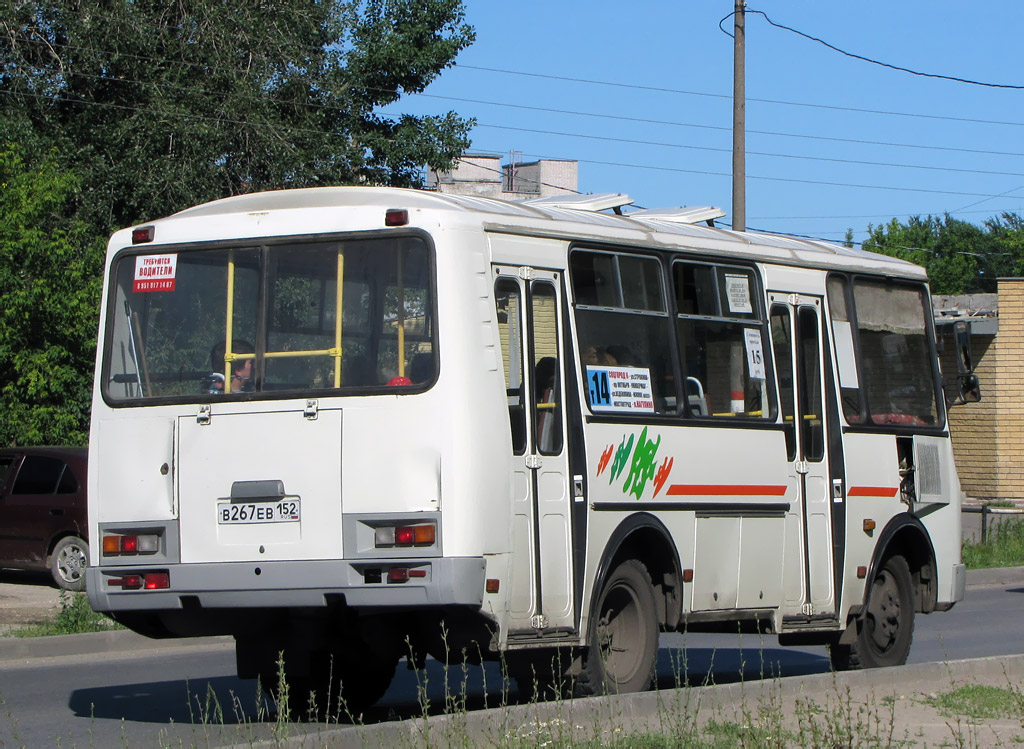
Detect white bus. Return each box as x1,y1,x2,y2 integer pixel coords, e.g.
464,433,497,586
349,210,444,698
87,187,975,714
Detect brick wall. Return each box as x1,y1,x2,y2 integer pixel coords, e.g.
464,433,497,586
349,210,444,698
994,279,1024,498
947,333,997,497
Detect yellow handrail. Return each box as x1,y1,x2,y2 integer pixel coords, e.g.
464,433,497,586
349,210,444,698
334,251,344,388
224,253,236,393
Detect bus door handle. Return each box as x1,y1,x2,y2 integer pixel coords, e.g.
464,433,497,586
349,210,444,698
525,455,543,470
197,404,212,425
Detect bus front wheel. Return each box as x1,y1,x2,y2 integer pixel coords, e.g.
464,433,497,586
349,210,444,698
831,554,915,670
576,559,658,696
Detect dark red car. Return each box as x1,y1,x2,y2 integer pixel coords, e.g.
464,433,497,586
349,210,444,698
0,447,89,591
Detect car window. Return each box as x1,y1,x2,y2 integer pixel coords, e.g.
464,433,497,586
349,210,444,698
56,465,79,494
0,457,12,490
11,456,66,494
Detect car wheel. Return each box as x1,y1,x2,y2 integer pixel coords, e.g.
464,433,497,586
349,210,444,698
51,536,88,591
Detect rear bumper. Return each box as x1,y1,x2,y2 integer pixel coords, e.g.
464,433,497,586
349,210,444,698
86,556,485,612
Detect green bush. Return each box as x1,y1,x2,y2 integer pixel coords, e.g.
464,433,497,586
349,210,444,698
12,591,121,637
962,517,1024,569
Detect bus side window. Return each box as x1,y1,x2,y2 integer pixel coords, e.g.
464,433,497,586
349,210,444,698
674,262,772,419
771,306,797,460
496,279,527,454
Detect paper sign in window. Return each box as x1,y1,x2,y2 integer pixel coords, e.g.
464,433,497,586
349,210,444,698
587,366,655,413
832,320,860,389
133,254,178,293
725,274,753,314
744,328,766,380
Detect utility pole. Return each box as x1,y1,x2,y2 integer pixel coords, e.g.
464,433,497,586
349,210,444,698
732,0,746,232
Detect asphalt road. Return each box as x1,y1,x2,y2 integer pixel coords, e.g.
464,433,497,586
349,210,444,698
1,569,1022,747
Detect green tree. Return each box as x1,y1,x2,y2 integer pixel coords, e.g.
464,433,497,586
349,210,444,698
0,142,104,446
0,0,476,234
861,214,1007,294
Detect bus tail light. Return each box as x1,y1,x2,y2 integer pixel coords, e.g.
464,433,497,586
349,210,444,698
387,567,427,583
109,571,169,590
374,522,436,548
144,572,170,589
102,533,160,556
385,209,409,227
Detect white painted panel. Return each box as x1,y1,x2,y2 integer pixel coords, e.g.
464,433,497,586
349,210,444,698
95,416,176,523
693,517,740,610
737,516,785,608
177,409,341,563
540,513,572,618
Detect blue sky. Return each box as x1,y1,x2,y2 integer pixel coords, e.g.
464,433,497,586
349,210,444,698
392,2,1024,245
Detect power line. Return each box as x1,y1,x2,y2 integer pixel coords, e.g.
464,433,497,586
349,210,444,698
31,62,1024,163
469,146,1017,200
454,64,1024,128
20,61,1019,189
414,91,1024,160
723,8,1024,90
468,121,1024,180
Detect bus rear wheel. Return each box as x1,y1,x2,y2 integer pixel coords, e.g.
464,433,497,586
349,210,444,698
575,559,658,696
831,554,915,671
276,647,397,721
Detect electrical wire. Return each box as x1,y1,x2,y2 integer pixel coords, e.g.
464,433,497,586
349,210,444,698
721,8,1024,90
455,64,1024,128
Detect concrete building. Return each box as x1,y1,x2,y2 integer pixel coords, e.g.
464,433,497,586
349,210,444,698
426,153,578,199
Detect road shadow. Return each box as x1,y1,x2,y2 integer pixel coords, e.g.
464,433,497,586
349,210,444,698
0,568,56,588
67,643,831,728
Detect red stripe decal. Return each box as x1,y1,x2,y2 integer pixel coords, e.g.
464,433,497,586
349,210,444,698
666,484,787,497
848,486,899,498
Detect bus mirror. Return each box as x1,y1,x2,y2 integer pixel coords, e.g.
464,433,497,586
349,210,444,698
953,320,973,375
958,373,981,404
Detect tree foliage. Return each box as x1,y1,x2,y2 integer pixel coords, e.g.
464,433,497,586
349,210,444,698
861,213,1024,294
0,0,474,445
1,0,476,234
0,142,104,446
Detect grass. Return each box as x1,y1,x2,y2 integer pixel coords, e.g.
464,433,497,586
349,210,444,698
924,684,1022,720
9,590,122,637
962,516,1024,569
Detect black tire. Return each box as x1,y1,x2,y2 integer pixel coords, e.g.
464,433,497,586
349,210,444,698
509,647,575,701
51,536,88,591
282,648,397,721
575,559,658,696
830,554,915,671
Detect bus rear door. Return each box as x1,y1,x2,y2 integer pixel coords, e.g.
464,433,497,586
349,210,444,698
495,267,575,635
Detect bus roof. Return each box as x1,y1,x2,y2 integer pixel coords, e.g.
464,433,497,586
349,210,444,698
162,186,926,280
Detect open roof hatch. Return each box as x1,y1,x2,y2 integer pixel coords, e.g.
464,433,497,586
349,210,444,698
517,193,634,213
628,206,726,227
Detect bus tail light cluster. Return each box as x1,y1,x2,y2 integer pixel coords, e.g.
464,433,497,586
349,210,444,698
374,522,436,548
108,571,170,590
102,533,160,556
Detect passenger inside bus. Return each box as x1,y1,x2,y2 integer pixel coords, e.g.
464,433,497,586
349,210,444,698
205,340,255,394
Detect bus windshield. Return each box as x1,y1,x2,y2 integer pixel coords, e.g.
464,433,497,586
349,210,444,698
103,235,434,401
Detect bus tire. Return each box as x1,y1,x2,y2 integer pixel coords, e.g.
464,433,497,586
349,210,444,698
830,554,915,671
280,648,397,721
575,559,658,696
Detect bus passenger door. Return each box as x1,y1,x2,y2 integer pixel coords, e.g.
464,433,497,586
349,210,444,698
770,295,836,616
494,267,575,634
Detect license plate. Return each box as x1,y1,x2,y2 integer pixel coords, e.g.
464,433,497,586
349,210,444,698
217,499,300,524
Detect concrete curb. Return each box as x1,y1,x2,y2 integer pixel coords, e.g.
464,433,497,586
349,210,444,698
0,565,1019,662
0,629,231,663
256,653,1024,748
